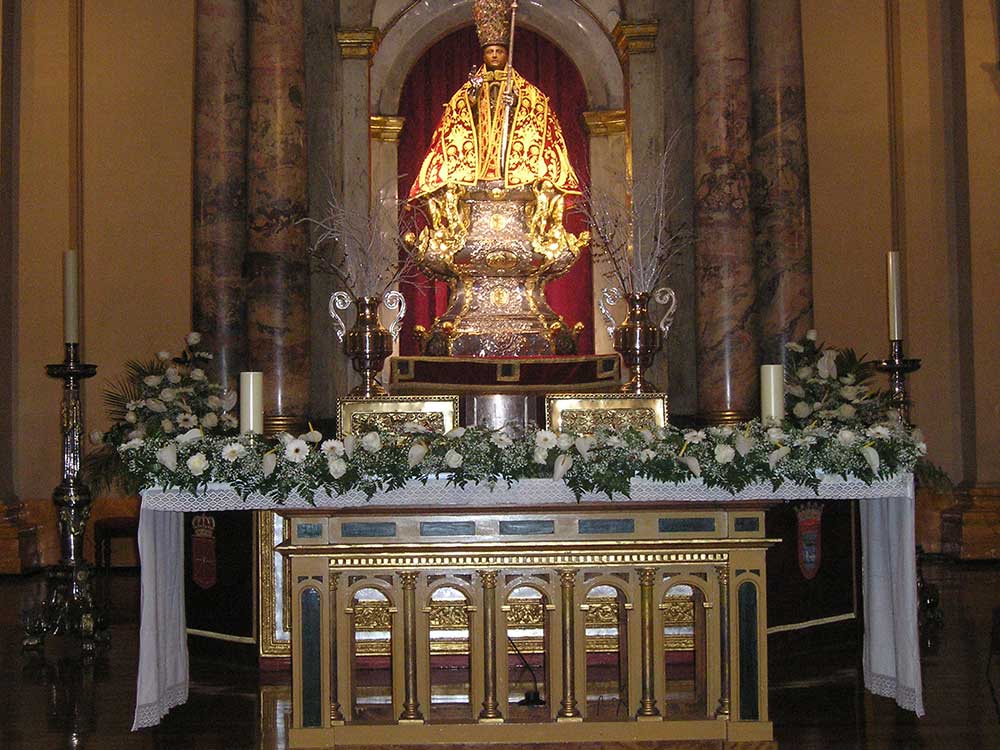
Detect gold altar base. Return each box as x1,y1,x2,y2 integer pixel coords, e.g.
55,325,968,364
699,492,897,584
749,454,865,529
280,503,777,749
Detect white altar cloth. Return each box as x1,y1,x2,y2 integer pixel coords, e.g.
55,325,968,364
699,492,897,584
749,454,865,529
132,474,923,729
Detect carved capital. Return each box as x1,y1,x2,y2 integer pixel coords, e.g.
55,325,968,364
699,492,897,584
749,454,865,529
370,115,405,142
637,567,657,586
613,20,658,62
715,564,729,586
399,570,419,589
582,109,627,137
478,569,498,588
557,568,577,587
337,28,379,59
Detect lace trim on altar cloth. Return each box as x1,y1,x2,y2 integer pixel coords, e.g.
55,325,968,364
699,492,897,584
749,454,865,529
865,668,925,717
132,682,189,731
141,474,913,512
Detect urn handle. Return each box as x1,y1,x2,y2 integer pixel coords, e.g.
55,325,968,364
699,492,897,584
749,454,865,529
599,286,623,339
329,291,354,343
653,287,677,336
382,290,406,340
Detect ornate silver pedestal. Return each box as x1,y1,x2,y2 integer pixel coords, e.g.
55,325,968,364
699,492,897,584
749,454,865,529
23,343,105,656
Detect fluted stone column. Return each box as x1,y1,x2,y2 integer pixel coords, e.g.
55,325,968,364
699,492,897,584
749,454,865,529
192,0,248,388
693,0,757,424
751,0,813,366
246,0,310,432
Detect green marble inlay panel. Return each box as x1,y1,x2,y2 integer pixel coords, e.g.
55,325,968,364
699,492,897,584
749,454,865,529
296,522,323,539
301,587,322,727
734,517,760,532
738,582,760,720
341,522,397,538
420,521,477,536
578,518,635,534
658,517,715,533
499,520,555,535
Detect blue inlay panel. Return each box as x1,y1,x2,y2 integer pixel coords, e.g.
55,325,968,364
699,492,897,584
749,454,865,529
301,588,322,727
341,522,397,538
659,517,715,533
578,518,635,534
296,522,324,539
734,517,760,532
420,521,477,536
499,520,555,535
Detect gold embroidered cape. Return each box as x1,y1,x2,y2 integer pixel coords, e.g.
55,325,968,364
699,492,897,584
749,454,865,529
408,67,580,200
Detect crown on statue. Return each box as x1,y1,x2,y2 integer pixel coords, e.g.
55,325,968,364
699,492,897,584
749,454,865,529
474,0,511,47
192,513,216,538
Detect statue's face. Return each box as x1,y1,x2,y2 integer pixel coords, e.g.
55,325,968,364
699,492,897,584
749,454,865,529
482,44,508,71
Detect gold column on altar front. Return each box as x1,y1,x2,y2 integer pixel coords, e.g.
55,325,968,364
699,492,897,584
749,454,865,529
637,567,661,719
328,572,344,724
478,569,502,722
398,570,424,722
556,569,581,721
715,562,732,719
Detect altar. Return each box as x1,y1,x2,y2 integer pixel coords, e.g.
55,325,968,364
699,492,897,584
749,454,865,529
133,474,923,748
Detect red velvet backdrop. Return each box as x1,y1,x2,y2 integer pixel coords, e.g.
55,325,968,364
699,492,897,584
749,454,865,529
397,26,593,356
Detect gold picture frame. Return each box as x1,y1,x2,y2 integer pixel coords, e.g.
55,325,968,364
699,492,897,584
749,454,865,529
336,395,460,438
545,393,668,434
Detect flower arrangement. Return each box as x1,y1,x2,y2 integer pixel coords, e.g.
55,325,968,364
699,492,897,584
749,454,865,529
114,418,926,504
783,330,888,427
85,333,239,495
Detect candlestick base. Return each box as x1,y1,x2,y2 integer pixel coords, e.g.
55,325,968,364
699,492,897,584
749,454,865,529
23,564,106,658
875,339,921,425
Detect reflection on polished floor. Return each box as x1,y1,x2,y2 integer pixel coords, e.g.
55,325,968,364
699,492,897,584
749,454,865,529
2,559,999,749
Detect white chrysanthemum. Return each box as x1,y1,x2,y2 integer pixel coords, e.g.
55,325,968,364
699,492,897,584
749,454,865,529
605,434,624,448
143,374,163,387
177,413,198,429
221,443,248,462
361,432,382,453
155,444,177,469
284,439,309,463
714,444,736,464
327,456,347,479
837,429,857,446
186,452,209,476
553,453,573,480
444,449,463,469
321,439,345,457
866,425,891,439
222,413,239,429
683,429,706,444
160,419,175,434
201,412,219,429
490,431,513,449
534,430,557,449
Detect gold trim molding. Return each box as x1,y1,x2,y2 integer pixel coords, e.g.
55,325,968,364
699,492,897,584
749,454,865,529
370,115,405,143
582,109,627,137
613,21,659,61
337,28,379,59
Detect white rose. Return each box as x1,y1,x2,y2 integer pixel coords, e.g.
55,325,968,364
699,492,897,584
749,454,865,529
361,432,382,453
535,430,557,449
206,395,222,410
185,332,202,346
161,419,175,434
190,368,206,381
837,429,857,446
533,445,549,465
186,452,209,477
444,448,464,469
787,384,806,399
89,430,104,445
792,401,812,419
122,437,145,451
327,456,347,479
490,431,513,449
165,367,182,384
155,444,177,470
556,433,574,451
444,426,466,439
837,403,856,419
768,445,791,469
806,329,817,341
262,452,278,477
176,428,204,444
407,441,428,468
156,350,171,361
321,439,345,457
221,442,248,462
284,438,309,463
795,366,813,380
201,412,219,428
159,388,176,402
860,445,880,472
553,453,573,480
679,455,701,477
143,375,163,387
714,444,736,464
126,411,138,423
146,399,167,413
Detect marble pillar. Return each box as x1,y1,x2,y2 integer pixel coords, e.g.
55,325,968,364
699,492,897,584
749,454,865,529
751,0,813,366
192,0,248,389
246,0,309,432
693,0,757,424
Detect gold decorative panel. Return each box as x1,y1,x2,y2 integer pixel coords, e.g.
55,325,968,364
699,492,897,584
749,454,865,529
337,395,459,438
545,393,668,433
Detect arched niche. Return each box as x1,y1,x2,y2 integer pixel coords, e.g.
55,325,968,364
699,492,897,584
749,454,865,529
370,0,624,114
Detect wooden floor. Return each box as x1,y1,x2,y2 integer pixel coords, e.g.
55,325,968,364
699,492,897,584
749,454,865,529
1,559,998,749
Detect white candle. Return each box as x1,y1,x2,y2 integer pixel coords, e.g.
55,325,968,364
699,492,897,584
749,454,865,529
760,364,785,424
239,372,264,435
887,251,903,341
64,250,79,343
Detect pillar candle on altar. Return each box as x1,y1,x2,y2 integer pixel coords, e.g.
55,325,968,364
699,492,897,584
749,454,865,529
760,364,785,423
240,372,263,434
